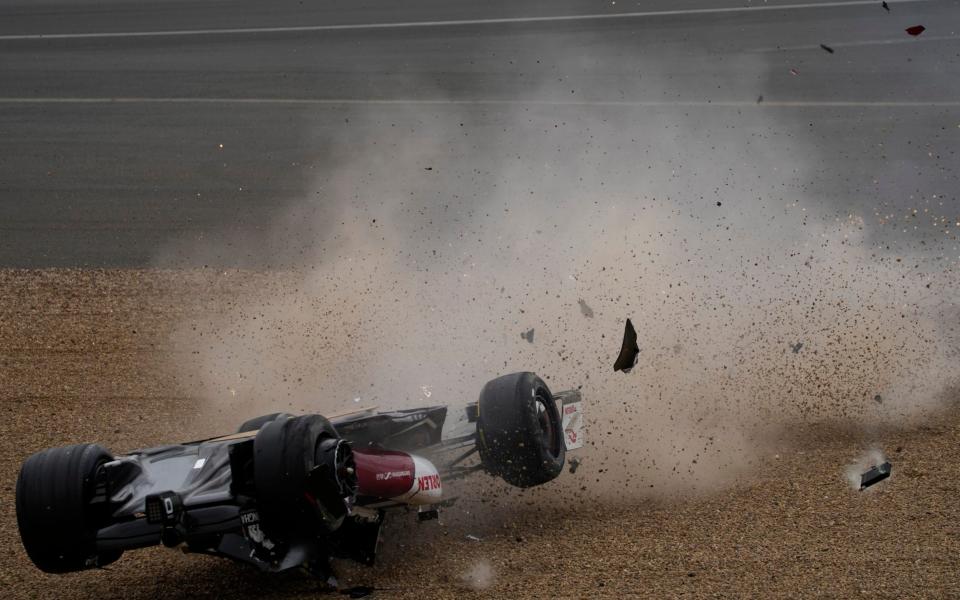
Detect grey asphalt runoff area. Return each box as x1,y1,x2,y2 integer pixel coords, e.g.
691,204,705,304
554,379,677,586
0,0,957,267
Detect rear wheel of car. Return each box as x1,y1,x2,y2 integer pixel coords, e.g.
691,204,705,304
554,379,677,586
237,412,291,433
16,444,122,573
253,415,355,538
477,371,566,488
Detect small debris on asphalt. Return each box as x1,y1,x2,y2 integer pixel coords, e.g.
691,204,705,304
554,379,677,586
568,457,582,474
757,95,764,103
820,44,835,53
874,394,883,404
578,298,594,318
905,25,926,36
791,342,804,353
861,461,892,489
613,318,640,373
340,586,376,598
521,328,534,343
466,534,481,542
790,67,800,75
882,1,889,11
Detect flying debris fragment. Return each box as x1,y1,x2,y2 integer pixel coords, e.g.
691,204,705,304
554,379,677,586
613,318,640,373
905,25,926,36
820,44,835,53
860,461,892,489
521,328,535,343
791,342,804,354
578,298,594,318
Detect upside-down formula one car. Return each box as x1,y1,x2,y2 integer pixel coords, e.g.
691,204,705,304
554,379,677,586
16,372,585,577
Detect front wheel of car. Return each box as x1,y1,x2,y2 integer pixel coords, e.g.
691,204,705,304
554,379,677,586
16,443,122,573
477,371,566,488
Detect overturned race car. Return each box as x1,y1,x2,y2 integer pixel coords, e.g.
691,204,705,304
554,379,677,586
15,372,584,578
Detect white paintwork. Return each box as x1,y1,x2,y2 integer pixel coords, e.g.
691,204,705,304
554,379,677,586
561,400,585,451
388,454,443,505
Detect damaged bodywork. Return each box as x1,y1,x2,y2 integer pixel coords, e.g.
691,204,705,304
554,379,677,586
15,372,585,578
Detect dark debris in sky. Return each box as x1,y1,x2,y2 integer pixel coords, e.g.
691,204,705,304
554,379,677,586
614,318,640,373
578,298,594,318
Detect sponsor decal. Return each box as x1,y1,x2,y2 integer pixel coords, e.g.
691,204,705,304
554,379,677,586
376,470,412,481
562,401,585,450
240,511,275,550
417,474,441,491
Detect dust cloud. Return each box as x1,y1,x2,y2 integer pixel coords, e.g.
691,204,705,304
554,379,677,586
163,68,959,503
459,561,494,591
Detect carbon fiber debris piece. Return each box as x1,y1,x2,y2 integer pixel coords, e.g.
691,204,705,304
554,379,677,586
860,461,892,489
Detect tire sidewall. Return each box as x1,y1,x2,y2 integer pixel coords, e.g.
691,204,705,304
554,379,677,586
477,372,566,487
15,443,119,573
253,415,339,539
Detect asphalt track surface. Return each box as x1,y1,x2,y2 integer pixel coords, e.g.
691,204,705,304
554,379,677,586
1,0,958,267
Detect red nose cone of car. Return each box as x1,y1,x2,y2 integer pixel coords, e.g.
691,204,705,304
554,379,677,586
353,448,416,499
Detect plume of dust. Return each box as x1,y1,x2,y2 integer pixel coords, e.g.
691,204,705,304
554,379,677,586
165,96,959,506
459,560,494,591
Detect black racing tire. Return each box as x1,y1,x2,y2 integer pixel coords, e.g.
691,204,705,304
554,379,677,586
15,444,122,573
253,415,342,538
237,412,291,433
477,372,566,488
